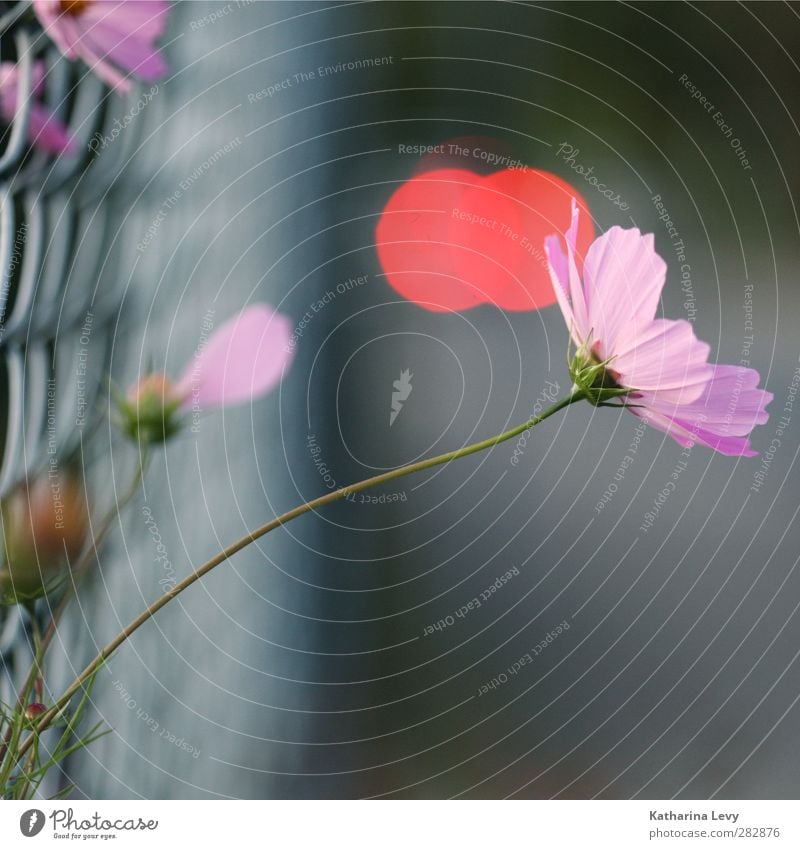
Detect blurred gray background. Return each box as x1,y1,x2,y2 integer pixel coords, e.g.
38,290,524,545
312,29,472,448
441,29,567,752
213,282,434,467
47,1,800,798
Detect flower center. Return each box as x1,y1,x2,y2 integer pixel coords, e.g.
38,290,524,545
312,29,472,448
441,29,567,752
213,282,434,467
59,0,92,16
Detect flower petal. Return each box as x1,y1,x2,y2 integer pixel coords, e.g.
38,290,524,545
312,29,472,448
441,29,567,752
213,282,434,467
583,225,666,358
82,23,168,80
33,0,169,91
27,102,75,155
80,1,170,39
544,197,590,343
0,61,74,155
75,41,132,91
32,2,82,57
634,364,772,455
631,407,758,457
612,318,713,403
176,305,295,410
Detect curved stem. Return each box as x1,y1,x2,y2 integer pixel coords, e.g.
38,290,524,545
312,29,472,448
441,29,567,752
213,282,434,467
44,453,149,650
16,390,585,756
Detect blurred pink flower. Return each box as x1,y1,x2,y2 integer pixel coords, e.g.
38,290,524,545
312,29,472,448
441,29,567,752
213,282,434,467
175,304,295,410
545,200,772,456
122,305,294,443
33,0,169,93
0,61,74,154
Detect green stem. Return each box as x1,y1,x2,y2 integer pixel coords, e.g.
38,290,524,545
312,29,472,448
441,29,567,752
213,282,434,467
29,614,43,702
15,615,43,799
16,390,585,757
0,608,42,791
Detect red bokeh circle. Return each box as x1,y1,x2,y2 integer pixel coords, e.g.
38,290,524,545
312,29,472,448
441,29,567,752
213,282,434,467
376,167,594,312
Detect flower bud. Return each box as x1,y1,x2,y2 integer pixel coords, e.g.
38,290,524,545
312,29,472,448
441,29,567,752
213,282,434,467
0,472,88,605
23,703,47,723
117,373,185,444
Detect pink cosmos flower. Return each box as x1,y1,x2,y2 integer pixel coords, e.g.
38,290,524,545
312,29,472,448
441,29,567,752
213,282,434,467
0,61,74,154
122,304,294,443
33,1,169,94
545,200,772,456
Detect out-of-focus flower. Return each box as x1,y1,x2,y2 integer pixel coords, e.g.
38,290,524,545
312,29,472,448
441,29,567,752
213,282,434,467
32,0,169,93
24,703,48,723
174,304,295,410
120,372,184,444
545,200,772,456
0,61,74,155
376,167,594,312
0,472,88,605
117,304,295,444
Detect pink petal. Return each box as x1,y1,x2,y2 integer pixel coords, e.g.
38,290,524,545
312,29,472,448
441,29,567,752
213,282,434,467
29,62,48,96
633,364,772,456
0,61,74,156
583,226,666,358
28,102,75,155
0,61,47,100
73,39,132,91
689,430,759,457
81,1,170,39
32,3,82,58
33,0,169,91
632,407,758,457
544,197,589,343
83,22,168,79
612,318,713,403
176,305,295,410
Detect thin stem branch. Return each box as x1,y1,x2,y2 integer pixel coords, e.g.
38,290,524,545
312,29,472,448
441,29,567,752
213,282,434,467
42,453,149,655
29,615,43,702
1,454,147,786
0,608,41,789
16,391,585,757
0,604,41,777
8,451,149,742
15,615,43,799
